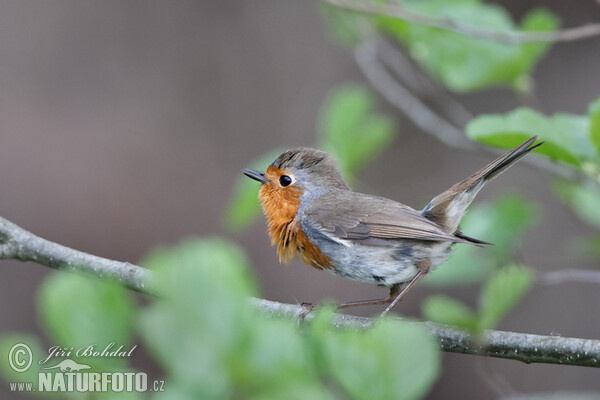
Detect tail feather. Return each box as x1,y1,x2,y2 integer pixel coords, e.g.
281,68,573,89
480,137,543,183
422,136,542,234
454,231,492,247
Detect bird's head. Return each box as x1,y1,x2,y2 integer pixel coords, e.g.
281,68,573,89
243,148,348,222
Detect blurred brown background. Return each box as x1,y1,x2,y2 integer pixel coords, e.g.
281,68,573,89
1,1,599,399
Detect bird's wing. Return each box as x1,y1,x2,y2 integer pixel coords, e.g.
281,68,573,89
303,190,469,244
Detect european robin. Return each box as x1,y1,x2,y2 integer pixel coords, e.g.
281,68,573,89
244,136,542,316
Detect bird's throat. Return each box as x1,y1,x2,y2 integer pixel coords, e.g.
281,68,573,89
258,184,333,270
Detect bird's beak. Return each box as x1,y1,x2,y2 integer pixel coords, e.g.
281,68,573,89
243,169,268,184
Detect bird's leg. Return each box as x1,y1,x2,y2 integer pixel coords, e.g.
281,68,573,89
297,285,402,322
380,259,431,317
298,259,431,320
337,284,402,309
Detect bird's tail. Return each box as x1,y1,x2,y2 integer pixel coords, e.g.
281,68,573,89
422,136,542,235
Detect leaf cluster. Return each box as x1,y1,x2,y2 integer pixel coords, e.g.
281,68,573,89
1,238,441,400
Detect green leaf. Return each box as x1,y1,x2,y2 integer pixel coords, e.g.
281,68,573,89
0,334,61,398
377,1,559,92
422,295,478,332
223,148,285,232
478,265,533,330
319,84,396,180
37,272,135,371
140,237,258,313
424,244,494,286
249,384,337,400
582,234,600,258
424,195,538,286
589,97,600,154
320,3,364,47
469,195,539,262
318,319,440,400
554,180,600,229
139,237,261,399
238,318,323,396
466,107,595,167
515,8,559,92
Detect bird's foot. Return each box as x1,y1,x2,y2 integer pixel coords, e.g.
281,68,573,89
298,302,317,323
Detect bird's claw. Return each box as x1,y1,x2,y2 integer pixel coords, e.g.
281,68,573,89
297,302,316,323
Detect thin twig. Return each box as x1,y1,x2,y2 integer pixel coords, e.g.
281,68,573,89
376,37,474,127
354,37,590,184
1,215,599,367
539,269,600,285
326,0,600,44
354,37,473,150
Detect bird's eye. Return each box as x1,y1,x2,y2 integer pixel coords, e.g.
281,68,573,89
279,175,293,187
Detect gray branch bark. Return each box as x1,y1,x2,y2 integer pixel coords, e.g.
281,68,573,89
0,216,155,295
1,215,599,367
252,298,600,368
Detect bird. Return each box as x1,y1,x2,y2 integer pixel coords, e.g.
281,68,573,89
243,136,542,316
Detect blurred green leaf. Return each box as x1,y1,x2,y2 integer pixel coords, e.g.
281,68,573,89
470,195,539,262
377,1,558,92
239,318,327,399
140,237,331,399
140,237,258,399
478,265,533,331
37,273,135,371
141,236,258,302
516,8,560,91
0,334,60,398
466,107,596,167
422,295,478,332
583,234,600,258
424,244,494,286
425,195,538,286
320,3,363,47
138,237,442,399
318,319,440,400
589,97,600,154
319,84,396,180
140,306,234,400
249,384,336,400
223,148,285,232
554,180,600,229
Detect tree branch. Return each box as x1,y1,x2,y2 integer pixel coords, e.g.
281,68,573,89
325,0,600,44
1,215,599,367
539,269,600,286
0,216,155,295
252,298,600,368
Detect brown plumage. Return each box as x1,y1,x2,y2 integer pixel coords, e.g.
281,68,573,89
422,136,543,233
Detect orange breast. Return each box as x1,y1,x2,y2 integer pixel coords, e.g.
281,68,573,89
258,166,333,270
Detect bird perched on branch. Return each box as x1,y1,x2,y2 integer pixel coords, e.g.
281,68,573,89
244,136,542,316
